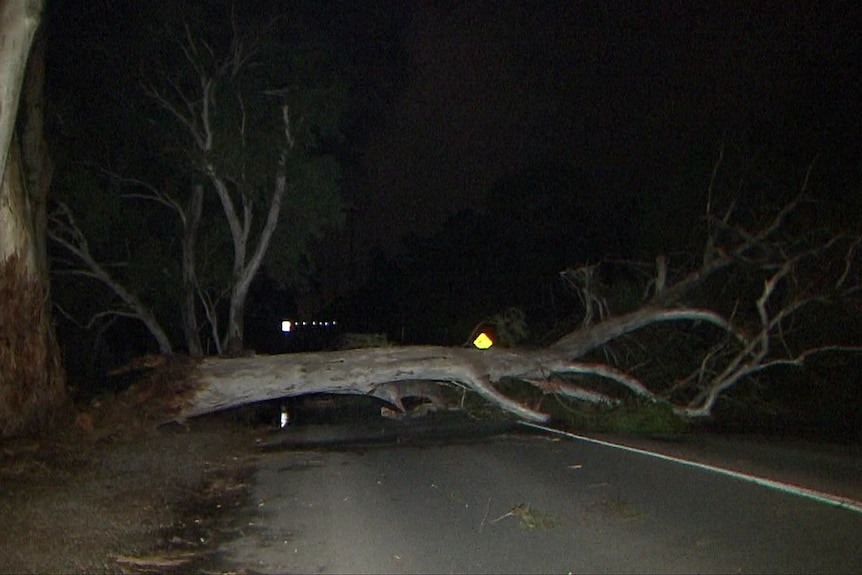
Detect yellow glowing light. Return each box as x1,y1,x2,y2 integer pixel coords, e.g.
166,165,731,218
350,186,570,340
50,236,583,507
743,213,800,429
473,331,493,349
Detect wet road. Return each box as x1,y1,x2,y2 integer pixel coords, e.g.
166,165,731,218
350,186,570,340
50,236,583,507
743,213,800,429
219,420,862,574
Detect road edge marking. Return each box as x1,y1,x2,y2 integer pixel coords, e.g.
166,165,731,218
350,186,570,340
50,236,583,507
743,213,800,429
519,421,862,515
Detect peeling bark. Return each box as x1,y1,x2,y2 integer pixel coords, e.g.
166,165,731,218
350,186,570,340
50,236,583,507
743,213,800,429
0,254,65,437
0,0,40,190
0,1,66,438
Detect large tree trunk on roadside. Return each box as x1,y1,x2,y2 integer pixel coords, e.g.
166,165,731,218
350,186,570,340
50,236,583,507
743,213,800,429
0,0,38,184
19,20,50,281
0,250,65,437
171,346,552,423
0,3,66,438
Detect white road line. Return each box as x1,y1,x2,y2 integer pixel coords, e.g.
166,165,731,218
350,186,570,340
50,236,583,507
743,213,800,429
519,421,862,515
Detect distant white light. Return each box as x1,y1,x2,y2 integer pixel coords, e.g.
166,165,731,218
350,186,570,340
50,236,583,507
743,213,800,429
281,320,292,333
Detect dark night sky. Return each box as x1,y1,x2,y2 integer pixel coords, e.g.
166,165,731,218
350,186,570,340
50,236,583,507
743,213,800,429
47,1,862,304
312,1,862,299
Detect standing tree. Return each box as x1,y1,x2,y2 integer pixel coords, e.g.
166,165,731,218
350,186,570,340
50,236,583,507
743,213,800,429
48,2,343,360
0,0,65,437
143,4,343,355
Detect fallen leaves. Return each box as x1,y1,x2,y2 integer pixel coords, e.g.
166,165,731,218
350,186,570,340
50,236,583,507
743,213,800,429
113,551,199,572
484,502,561,530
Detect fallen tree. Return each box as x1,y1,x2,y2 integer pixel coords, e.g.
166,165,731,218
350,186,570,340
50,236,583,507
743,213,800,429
166,161,861,424
172,306,746,423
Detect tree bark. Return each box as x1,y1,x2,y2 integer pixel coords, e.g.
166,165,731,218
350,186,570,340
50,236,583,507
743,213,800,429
0,1,66,438
19,23,49,281
225,281,246,356
172,346,551,423
182,183,203,357
0,0,39,189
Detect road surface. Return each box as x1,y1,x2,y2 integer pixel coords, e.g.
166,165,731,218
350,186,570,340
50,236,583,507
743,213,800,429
217,417,862,574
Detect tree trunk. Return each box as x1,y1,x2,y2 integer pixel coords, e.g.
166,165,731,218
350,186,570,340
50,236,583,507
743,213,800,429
165,293,850,424
205,114,288,357
0,250,65,437
0,1,66,437
170,346,549,423
20,22,49,281
182,183,203,357
0,0,65,437
0,0,38,185
225,282,246,356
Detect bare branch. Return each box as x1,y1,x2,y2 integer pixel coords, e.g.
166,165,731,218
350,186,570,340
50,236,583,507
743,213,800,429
705,143,723,219
836,235,861,290
48,202,174,354
54,304,145,331
551,306,747,358
654,254,667,295
524,377,618,405
547,362,654,399
282,104,296,150
197,285,228,356
92,168,188,223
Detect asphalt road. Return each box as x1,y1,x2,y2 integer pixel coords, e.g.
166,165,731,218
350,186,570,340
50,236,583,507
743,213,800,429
218,418,862,574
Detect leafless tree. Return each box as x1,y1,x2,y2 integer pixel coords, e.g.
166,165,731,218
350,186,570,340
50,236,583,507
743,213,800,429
49,5,341,359
143,11,296,356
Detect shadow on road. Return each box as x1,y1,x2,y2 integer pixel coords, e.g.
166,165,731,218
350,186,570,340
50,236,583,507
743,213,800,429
255,410,522,452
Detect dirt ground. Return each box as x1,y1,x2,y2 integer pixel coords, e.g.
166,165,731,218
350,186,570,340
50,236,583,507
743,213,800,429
0,387,264,574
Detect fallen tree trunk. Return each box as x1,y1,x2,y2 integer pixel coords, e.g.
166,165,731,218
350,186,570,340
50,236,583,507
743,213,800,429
174,346,556,423
167,302,752,424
